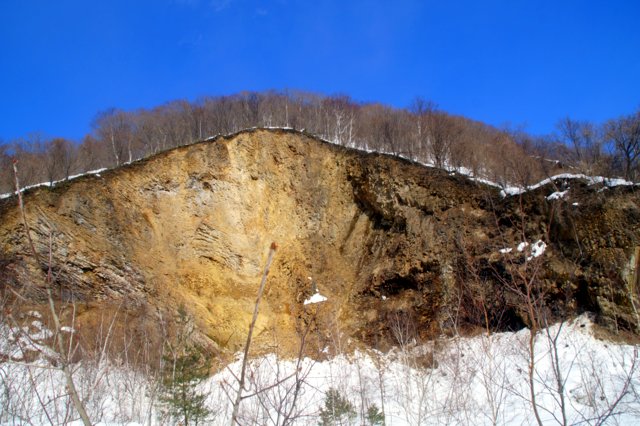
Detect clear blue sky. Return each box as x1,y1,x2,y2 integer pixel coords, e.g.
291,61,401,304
1,0,638,141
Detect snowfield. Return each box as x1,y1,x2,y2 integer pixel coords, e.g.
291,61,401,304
2,315,639,425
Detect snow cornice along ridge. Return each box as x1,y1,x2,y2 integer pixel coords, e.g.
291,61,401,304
498,173,639,198
2,127,638,200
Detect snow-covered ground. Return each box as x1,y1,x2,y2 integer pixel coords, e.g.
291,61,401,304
2,314,639,425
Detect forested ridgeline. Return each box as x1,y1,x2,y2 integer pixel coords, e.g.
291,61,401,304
1,91,638,193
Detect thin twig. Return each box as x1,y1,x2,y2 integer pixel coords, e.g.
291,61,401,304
230,242,278,425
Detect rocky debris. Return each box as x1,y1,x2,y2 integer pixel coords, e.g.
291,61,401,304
0,129,639,357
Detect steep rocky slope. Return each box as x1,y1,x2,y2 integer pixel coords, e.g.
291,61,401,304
1,129,639,357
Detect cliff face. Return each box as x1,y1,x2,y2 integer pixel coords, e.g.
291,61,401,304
1,129,639,356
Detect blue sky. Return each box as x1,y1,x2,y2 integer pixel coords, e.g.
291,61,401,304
1,0,638,141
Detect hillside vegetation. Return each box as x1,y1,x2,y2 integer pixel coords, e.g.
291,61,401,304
2,91,639,195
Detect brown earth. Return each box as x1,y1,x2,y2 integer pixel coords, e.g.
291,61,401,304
1,129,639,359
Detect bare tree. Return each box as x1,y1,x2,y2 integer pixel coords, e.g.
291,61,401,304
77,134,107,172
134,109,165,156
409,97,437,162
557,117,604,175
229,242,278,425
0,144,14,192
45,138,77,184
605,109,640,180
427,111,460,169
11,134,48,188
9,160,92,425
93,108,136,166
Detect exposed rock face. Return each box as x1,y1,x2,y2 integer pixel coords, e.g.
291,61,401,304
1,129,639,355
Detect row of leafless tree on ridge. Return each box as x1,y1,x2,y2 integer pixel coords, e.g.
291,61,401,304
1,90,639,194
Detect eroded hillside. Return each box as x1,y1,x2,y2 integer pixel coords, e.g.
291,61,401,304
1,129,639,358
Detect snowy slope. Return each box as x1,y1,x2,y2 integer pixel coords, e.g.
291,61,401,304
2,315,639,425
